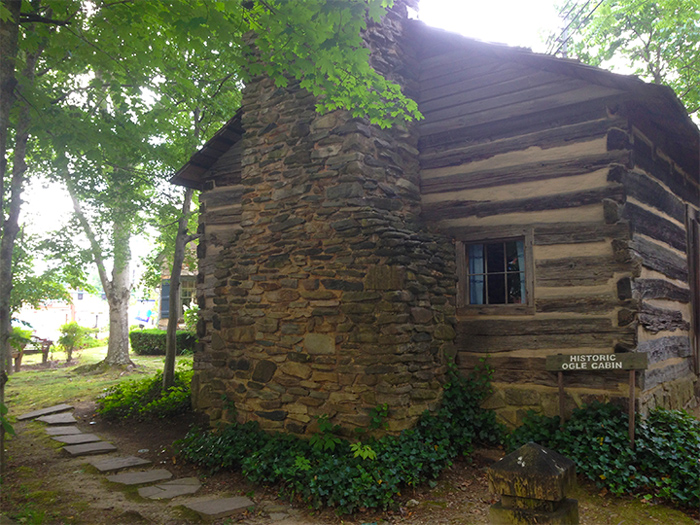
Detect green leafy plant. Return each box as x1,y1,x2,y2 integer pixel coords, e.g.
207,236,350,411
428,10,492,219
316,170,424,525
82,336,108,349
57,322,93,362
368,403,389,431
508,402,700,508
128,328,196,356
8,327,32,354
293,455,312,472
1,402,15,436
182,304,199,334
350,442,377,460
309,415,343,452
97,367,193,420
177,363,503,514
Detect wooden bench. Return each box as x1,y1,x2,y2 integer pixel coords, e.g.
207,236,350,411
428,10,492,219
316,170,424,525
13,336,54,371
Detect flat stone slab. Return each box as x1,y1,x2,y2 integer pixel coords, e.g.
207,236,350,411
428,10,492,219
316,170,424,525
17,404,73,421
183,496,254,519
138,477,201,500
36,413,77,425
45,426,82,436
106,469,173,486
52,433,101,445
87,456,151,473
63,442,117,456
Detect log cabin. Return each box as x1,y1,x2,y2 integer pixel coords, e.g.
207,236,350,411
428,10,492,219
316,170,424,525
173,4,699,432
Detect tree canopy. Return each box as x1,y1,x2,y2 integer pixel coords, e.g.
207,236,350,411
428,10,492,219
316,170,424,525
1,0,420,372
550,0,700,115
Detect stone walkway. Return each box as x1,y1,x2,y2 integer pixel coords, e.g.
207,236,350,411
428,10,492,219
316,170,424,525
14,403,269,522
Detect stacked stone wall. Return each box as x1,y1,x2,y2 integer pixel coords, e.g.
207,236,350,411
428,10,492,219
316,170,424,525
192,2,456,434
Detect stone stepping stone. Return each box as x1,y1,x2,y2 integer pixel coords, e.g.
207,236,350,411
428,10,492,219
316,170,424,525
106,469,172,486
36,413,77,425
17,404,73,421
45,426,82,436
138,477,201,500
63,442,117,456
183,496,254,520
52,433,101,445
87,456,151,473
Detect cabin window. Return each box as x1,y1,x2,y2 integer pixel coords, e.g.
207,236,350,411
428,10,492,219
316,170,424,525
456,232,534,314
466,240,526,305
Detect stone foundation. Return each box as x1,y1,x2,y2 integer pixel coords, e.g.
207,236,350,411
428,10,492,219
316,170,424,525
638,374,697,415
485,375,697,428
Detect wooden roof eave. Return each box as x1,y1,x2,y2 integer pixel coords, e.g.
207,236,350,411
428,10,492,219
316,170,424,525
171,110,244,189
410,20,700,181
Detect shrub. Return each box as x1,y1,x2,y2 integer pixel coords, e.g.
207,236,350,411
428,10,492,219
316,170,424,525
82,336,108,349
508,402,700,508
97,367,193,420
129,328,196,355
57,322,94,362
177,363,504,514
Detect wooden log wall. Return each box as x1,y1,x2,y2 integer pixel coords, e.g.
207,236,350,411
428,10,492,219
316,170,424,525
417,45,697,422
194,140,244,362
623,127,699,410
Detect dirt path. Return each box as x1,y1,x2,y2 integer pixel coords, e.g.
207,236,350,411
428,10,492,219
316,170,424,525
2,403,699,524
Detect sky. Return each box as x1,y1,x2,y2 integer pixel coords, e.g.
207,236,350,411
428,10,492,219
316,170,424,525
419,0,561,51
21,0,564,282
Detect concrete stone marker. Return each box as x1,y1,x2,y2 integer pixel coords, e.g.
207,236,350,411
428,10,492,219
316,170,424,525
487,442,578,524
36,412,77,425
87,456,151,473
52,433,101,445
183,496,254,519
63,441,117,456
138,477,201,500
17,404,73,421
106,469,173,486
45,426,82,436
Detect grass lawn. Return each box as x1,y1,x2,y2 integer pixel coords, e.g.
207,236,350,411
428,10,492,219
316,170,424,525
4,346,193,416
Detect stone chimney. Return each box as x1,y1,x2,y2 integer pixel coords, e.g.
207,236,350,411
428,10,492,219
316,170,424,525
192,0,457,435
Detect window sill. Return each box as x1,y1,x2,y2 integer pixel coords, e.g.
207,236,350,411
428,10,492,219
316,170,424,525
457,305,535,316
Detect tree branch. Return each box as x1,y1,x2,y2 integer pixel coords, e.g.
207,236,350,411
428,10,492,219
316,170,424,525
64,174,113,297
19,13,71,26
184,233,200,245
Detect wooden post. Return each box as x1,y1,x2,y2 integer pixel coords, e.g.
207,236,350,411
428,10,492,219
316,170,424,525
546,352,648,448
558,371,565,429
629,370,636,448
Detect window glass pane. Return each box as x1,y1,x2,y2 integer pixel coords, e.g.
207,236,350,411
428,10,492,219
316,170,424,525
486,242,505,273
469,274,486,304
507,272,525,304
505,240,523,272
468,244,485,275
488,273,506,304
465,238,527,307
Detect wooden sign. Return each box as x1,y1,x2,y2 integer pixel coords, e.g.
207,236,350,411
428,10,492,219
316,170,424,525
546,353,647,372
547,352,648,448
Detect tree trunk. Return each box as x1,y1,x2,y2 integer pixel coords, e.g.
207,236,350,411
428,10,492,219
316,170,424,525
66,177,134,367
0,90,32,375
1,1,37,483
0,0,20,191
163,108,202,390
103,213,133,366
103,213,133,365
163,187,194,389
0,0,21,486
0,0,23,376
104,289,131,365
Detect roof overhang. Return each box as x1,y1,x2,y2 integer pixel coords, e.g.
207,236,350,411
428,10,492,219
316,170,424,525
171,111,244,189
